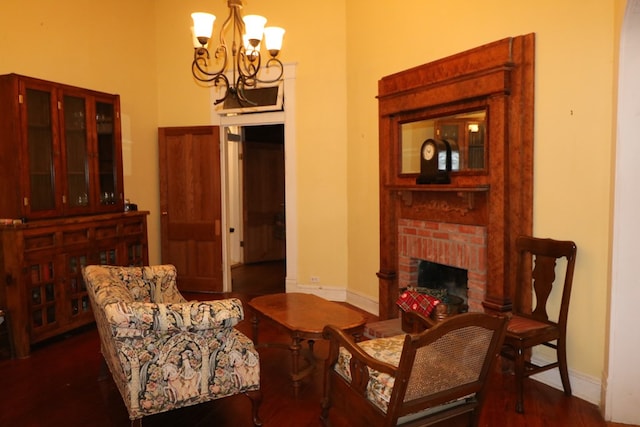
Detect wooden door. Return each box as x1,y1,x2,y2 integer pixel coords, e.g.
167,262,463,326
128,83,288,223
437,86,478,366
158,126,223,292
243,138,285,263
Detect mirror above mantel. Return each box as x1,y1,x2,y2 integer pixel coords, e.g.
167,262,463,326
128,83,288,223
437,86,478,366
400,109,486,174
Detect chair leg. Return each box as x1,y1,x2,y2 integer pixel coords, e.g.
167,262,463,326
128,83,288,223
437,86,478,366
98,357,109,381
320,396,331,426
557,341,572,396
245,390,263,426
514,347,525,414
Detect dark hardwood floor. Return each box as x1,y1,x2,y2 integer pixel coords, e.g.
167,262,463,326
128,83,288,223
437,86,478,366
0,261,613,427
231,260,286,295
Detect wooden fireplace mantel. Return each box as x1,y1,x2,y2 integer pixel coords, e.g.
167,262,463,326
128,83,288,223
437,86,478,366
377,34,535,319
388,185,489,210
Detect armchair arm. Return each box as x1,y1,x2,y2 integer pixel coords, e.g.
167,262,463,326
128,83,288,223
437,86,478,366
104,297,245,333
403,310,437,332
323,325,398,384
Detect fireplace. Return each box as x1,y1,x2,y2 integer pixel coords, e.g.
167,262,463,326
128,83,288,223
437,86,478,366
376,34,535,319
398,219,486,312
417,260,468,306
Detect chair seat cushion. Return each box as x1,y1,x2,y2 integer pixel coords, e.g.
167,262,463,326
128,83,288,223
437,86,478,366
507,315,556,337
335,335,405,413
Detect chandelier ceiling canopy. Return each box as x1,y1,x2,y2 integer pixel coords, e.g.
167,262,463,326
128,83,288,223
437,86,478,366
191,0,285,105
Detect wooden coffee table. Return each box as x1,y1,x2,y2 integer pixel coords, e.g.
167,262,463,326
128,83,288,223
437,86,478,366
248,293,366,396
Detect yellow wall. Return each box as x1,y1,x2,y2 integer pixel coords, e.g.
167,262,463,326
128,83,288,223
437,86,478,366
344,0,618,382
0,0,622,384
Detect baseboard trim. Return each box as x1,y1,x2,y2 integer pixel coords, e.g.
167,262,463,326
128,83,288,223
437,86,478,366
289,283,348,302
345,289,379,316
530,354,602,406
286,283,379,315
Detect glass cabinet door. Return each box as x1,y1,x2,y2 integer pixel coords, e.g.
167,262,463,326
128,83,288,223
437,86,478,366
27,260,58,339
66,253,91,321
95,101,118,206
25,87,58,214
13,76,123,219
63,95,90,210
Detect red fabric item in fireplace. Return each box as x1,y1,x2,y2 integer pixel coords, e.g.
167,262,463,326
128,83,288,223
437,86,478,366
396,290,441,317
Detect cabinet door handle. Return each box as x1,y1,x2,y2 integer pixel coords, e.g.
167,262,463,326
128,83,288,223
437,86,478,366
161,211,168,215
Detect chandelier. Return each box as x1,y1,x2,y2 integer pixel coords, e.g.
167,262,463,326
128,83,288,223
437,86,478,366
191,0,285,105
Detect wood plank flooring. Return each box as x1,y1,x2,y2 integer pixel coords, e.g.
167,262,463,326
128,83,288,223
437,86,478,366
0,262,618,426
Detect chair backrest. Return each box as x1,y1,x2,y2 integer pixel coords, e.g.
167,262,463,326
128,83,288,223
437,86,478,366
388,312,508,421
83,264,185,307
512,236,577,327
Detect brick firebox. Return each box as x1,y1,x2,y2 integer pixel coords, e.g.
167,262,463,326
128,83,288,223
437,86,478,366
398,219,487,312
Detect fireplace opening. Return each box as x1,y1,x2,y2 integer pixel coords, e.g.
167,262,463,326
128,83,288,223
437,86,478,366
417,260,468,309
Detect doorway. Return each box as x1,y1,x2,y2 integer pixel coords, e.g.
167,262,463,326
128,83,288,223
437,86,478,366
227,124,286,295
214,62,297,295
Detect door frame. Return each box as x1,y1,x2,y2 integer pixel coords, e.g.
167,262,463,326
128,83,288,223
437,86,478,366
606,1,640,423
212,63,298,293
224,127,244,266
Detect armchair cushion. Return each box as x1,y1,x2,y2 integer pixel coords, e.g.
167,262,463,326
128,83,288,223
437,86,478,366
335,334,405,412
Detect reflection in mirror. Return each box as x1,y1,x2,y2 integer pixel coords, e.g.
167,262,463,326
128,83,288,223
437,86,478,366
400,110,486,174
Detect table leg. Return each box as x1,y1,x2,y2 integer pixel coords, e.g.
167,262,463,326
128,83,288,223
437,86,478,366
251,314,259,345
290,336,302,397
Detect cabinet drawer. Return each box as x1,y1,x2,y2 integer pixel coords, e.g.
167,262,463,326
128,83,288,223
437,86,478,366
24,233,55,251
95,225,118,239
122,220,144,236
62,228,90,245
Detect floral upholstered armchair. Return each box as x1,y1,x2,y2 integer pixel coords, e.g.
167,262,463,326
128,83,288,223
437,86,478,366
82,265,262,426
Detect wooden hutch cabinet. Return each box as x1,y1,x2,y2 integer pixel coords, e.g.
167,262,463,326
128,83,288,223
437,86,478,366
0,73,124,218
0,74,149,357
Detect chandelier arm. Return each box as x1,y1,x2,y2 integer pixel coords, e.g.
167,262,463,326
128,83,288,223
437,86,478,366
218,2,236,49
192,58,231,104
234,77,258,106
255,57,284,84
192,45,229,82
231,3,245,85
211,74,231,105
237,46,260,82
